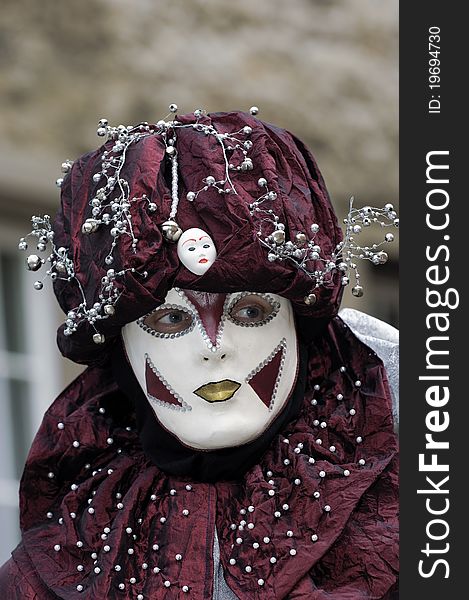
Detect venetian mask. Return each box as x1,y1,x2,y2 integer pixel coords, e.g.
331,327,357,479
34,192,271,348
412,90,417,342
177,228,217,276
122,288,299,449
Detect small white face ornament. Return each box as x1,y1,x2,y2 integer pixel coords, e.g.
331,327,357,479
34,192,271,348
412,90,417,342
177,228,217,276
122,288,299,450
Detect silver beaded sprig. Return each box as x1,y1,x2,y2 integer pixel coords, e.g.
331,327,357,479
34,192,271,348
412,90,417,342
84,105,259,245
19,215,147,344
250,186,398,305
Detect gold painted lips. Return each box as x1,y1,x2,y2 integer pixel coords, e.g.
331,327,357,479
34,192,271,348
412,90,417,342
194,379,241,403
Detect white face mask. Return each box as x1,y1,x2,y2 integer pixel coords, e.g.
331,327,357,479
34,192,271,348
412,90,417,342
177,228,217,276
122,288,298,450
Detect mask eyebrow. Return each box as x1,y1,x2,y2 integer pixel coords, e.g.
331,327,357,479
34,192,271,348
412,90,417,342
199,235,210,241
182,238,197,247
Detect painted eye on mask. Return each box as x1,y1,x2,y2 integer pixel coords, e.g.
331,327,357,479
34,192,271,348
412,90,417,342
228,294,280,327
142,307,194,335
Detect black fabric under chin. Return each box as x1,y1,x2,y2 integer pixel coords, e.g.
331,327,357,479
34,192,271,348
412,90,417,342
110,337,308,482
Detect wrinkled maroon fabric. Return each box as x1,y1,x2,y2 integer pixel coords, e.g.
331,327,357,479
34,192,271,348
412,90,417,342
2,318,398,599
52,112,343,366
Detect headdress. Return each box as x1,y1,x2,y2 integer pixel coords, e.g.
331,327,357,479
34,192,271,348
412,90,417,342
19,105,398,366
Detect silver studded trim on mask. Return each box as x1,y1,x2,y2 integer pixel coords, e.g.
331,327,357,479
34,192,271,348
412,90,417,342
226,292,281,328
245,338,287,411
175,289,231,352
145,353,191,412
137,304,196,338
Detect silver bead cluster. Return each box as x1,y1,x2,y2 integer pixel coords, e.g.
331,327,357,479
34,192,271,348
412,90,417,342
249,184,398,304
19,214,143,343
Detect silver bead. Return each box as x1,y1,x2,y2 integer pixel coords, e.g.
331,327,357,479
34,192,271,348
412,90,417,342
175,553,182,561
290,549,297,556
165,145,176,156
34,281,44,290
258,578,265,586
243,126,252,135
349,408,356,416
56,178,64,188
344,469,350,477
295,232,307,244
182,586,189,593
161,220,183,242
81,219,100,234
311,534,318,542
169,103,178,113
206,176,216,186
324,505,331,512
104,304,115,316
93,333,105,345
304,293,316,306
245,566,252,573
359,458,366,465
26,255,42,271
229,558,236,565
54,544,61,551
356,436,363,443
385,232,394,242
250,106,259,115
186,191,196,202
286,530,293,537
272,229,285,244
148,202,157,212
240,158,253,171
77,584,84,592
258,177,267,187
377,251,388,264
352,285,364,297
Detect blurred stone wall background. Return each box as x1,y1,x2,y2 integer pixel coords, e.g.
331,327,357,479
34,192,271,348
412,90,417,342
0,0,398,560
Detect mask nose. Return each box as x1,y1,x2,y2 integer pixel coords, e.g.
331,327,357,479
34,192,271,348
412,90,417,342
202,348,229,362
